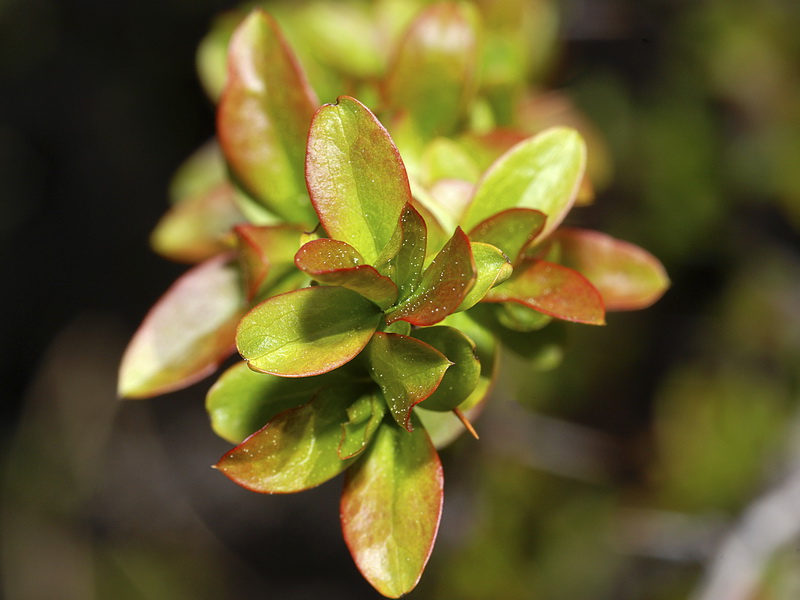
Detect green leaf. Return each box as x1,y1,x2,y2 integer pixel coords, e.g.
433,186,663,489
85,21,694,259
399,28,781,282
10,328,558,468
237,286,382,377
456,242,513,311
367,332,452,431
118,255,244,398
215,385,359,493
386,227,476,326
554,227,670,310
384,2,481,139
294,239,398,309
167,140,227,205
467,207,547,264
375,203,427,302
496,301,552,331
341,418,443,598
484,258,605,325
217,9,318,223
339,392,386,460
461,127,586,239
306,96,412,264
207,361,349,444
235,224,306,301
411,327,481,412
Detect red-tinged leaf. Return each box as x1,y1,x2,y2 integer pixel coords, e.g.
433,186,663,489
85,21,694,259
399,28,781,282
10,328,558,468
339,392,386,460
151,182,244,263
237,286,383,377
367,332,452,431
412,327,481,412
118,254,244,398
459,129,528,171
341,419,443,598
484,258,606,325
306,96,412,264
375,203,427,302
385,228,476,326
295,239,398,309
384,2,481,139
217,10,318,223
456,242,513,311
236,224,306,301
216,386,359,494
554,227,670,310
468,207,547,265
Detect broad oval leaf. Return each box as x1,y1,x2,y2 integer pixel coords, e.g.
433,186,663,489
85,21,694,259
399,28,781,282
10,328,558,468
216,385,358,493
306,96,412,264
367,332,451,431
467,207,547,265
461,127,586,240
339,392,386,460
341,419,443,598
412,327,481,412
118,254,244,398
218,9,318,223
456,242,513,311
484,258,606,325
237,286,382,377
554,227,670,310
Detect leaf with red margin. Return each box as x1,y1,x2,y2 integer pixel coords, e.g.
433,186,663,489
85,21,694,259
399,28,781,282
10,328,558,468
484,258,606,325
468,207,547,265
215,385,361,493
554,227,670,310
367,332,452,431
374,203,427,303
306,96,412,264
385,227,476,326
217,9,318,223
294,239,398,309
339,392,386,460
118,254,244,398
236,224,306,301
341,418,443,599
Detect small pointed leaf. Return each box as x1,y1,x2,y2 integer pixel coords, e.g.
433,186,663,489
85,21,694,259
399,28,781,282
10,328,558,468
339,392,386,460
375,203,427,302
412,327,481,412
468,207,547,264
456,242,513,311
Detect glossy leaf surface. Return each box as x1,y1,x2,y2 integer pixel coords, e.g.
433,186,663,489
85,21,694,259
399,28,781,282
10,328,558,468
218,10,318,223
554,227,670,310
461,127,586,239
216,386,357,493
339,392,386,460
457,242,512,311
367,332,451,431
375,203,427,302
412,327,481,412
468,207,547,264
484,258,606,325
118,255,243,398
341,419,443,598
237,286,382,377
307,96,412,264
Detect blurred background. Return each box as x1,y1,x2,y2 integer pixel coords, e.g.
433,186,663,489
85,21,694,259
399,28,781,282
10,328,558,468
2,0,799,598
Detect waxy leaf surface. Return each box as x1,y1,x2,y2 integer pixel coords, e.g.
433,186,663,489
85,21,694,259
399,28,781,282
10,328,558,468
484,258,606,325
386,228,476,326
236,224,305,300
295,239,398,309
237,286,382,377
339,392,386,460
218,10,318,223
216,386,358,493
412,327,481,412
375,203,427,303
468,208,547,265
367,332,451,431
554,227,670,310
306,96,412,264
461,127,586,239
341,419,443,598
118,255,243,398
456,242,512,311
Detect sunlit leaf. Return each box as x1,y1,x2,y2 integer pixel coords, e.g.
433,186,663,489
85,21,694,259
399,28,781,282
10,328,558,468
236,224,305,301
461,127,586,241
467,208,547,264
554,227,670,310
484,258,605,325
306,96,412,264
339,392,386,459
341,418,443,598
375,203,427,302
237,286,383,377
420,137,482,185
412,327,481,412
456,242,512,311
118,254,244,398
216,385,359,493
367,332,451,431
218,9,318,223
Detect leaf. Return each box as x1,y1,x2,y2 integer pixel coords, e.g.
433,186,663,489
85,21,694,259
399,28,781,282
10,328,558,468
237,286,383,377
306,96,412,264
341,418,443,598
235,224,306,301
215,385,359,493
207,361,349,444
467,207,547,264
456,242,513,311
461,127,586,240
554,227,670,310
385,228,476,326
383,2,481,139
367,332,452,431
295,239,398,309
339,392,386,459
375,203,427,302
217,9,318,223
168,139,228,205
484,258,606,325
118,254,244,398
412,327,481,412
